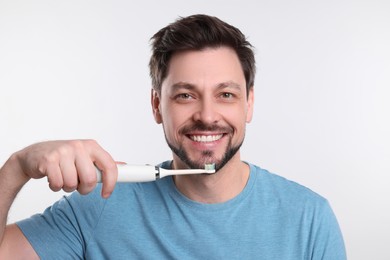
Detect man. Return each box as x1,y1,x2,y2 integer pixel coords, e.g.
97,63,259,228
0,14,346,259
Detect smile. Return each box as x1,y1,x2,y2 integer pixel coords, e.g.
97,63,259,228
189,134,223,143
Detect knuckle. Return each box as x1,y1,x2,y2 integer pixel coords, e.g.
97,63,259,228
78,168,98,191
37,162,47,174
78,183,96,195
56,146,66,158
63,180,78,192
106,162,118,173
82,174,97,187
57,144,72,157
77,188,90,195
38,153,58,173
42,152,59,164
63,185,78,193
84,139,98,148
70,139,100,155
69,140,85,150
49,181,62,192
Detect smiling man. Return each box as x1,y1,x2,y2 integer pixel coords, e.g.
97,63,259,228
152,46,254,203
0,14,346,259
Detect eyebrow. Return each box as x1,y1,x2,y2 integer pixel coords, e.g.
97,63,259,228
170,82,196,91
216,81,242,91
170,81,242,91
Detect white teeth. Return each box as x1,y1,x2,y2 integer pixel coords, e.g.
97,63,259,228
190,134,223,142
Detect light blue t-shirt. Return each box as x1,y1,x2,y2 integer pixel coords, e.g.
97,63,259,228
17,162,346,259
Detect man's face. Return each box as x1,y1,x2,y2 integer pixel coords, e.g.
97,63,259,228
152,46,254,171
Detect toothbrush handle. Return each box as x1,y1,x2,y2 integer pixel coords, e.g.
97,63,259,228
96,164,158,183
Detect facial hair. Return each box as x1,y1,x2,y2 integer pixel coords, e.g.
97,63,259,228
164,122,245,172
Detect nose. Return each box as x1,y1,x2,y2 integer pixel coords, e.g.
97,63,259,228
192,98,220,125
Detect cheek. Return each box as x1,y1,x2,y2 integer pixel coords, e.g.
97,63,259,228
224,106,248,125
161,105,189,136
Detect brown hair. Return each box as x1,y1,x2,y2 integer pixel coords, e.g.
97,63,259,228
149,14,256,95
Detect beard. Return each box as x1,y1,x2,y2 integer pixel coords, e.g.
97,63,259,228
164,122,245,172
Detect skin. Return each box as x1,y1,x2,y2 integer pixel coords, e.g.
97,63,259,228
0,140,118,258
152,46,254,203
0,45,254,258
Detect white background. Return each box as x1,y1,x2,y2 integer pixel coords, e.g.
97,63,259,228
1,0,389,259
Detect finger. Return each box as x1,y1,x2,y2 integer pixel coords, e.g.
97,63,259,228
75,154,98,195
91,149,117,198
116,161,127,165
59,159,79,193
46,164,64,192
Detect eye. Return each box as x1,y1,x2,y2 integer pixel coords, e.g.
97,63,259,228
220,92,234,99
176,93,191,99
174,93,194,101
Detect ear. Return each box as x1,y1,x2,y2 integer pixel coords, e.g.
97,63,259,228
151,89,162,124
246,87,254,123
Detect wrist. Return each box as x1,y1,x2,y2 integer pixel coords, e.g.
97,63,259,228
0,153,30,196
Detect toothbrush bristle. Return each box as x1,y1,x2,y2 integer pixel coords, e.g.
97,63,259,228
204,163,216,172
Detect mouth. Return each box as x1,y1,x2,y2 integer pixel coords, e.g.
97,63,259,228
188,134,224,143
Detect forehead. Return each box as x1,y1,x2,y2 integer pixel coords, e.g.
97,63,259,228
162,46,246,91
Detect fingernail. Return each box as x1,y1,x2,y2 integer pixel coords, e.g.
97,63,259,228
102,191,111,199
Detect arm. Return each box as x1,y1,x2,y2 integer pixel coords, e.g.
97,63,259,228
0,154,37,259
0,140,118,258
312,200,347,260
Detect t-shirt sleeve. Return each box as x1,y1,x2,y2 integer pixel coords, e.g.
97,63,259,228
311,200,347,260
16,186,107,259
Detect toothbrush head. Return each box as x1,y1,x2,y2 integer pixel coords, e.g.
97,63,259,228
204,163,216,174
157,163,216,178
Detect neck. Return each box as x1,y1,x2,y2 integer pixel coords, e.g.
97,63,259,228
172,157,250,204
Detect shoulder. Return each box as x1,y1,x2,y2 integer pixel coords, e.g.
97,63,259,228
249,163,329,210
248,164,346,258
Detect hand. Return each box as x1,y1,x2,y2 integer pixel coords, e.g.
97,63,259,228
14,139,117,198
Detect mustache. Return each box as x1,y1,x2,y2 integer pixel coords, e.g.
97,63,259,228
179,122,233,134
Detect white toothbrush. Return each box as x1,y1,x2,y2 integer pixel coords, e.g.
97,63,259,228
96,163,216,183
